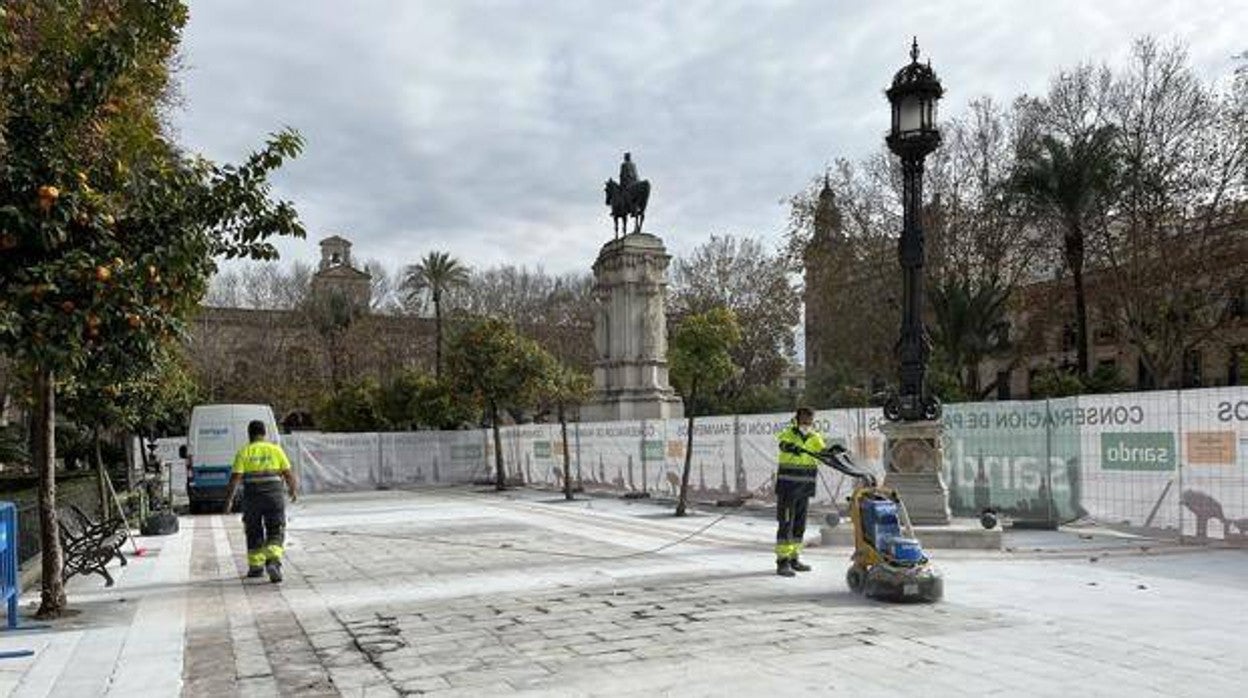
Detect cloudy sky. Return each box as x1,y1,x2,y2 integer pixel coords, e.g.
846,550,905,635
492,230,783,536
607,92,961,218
174,0,1246,276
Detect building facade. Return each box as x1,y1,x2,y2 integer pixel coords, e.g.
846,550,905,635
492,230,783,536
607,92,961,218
187,236,594,427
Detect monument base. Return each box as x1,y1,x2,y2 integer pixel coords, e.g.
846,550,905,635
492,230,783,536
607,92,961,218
580,391,683,422
879,419,950,525
583,230,683,423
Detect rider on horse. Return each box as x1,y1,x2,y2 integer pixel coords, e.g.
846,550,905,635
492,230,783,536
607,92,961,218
620,152,638,191
606,152,649,238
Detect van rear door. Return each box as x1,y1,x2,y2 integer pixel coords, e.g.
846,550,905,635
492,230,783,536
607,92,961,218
188,408,245,500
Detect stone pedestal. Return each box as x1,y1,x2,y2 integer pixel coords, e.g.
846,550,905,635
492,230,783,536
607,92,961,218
580,233,683,422
880,419,950,525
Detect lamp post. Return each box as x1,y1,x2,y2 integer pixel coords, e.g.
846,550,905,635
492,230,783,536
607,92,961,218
884,38,944,423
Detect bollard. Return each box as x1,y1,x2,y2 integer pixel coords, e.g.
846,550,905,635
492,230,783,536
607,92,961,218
0,502,19,629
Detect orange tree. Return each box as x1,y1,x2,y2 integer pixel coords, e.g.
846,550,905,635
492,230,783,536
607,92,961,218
58,345,201,514
669,308,741,517
446,319,551,490
374,370,477,431
534,357,593,500
0,2,304,617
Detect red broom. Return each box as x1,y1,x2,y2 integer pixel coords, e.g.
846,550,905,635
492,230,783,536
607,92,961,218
104,470,149,557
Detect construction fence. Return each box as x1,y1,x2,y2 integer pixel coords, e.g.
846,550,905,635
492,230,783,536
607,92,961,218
151,386,1248,542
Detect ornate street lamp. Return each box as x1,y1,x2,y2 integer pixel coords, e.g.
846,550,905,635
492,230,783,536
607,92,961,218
884,38,944,422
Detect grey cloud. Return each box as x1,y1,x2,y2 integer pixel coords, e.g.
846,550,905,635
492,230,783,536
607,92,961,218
177,0,1247,275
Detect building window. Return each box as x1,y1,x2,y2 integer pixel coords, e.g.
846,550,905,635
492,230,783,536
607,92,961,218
788,378,798,390
996,371,1011,401
1181,350,1202,388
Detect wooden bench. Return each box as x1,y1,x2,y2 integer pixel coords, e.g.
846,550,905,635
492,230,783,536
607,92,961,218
60,505,129,587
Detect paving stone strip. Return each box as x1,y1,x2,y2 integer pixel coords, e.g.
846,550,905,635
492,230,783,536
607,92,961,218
223,518,341,697
182,517,241,698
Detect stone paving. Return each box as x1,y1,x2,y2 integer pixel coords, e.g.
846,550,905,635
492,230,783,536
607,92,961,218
1,488,1246,697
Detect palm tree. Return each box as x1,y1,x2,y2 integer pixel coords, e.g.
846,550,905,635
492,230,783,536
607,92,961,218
403,252,470,377
929,278,1012,398
1010,127,1118,378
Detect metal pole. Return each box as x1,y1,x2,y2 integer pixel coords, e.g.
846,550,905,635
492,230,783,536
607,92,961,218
574,422,582,489
1176,388,1184,540
897,155,928,420
1045,399,1054,524
733,414,742,495
640,419,648,494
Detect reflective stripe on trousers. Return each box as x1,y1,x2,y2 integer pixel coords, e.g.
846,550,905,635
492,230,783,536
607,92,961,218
775,478,811,561
243,486,286,568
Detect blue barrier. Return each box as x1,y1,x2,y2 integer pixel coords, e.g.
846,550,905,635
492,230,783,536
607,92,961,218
0,502,18,629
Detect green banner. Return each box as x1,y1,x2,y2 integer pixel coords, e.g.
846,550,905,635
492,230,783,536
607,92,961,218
1100,432,1175,471
942,400,1081,520
643,440,664,461
533,441,552,459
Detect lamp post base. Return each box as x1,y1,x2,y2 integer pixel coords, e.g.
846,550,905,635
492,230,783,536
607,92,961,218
879,419,950,525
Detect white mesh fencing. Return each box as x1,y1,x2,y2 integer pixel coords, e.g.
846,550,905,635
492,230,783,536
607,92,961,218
152,386,1248,541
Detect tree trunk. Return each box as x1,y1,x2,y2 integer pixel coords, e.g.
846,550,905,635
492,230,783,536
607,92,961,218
434,293,443,379
676,386,697,517
1066,226,1090,378
32,367,66,618
94,428,109,520
560,406,573,501
491,402,505,491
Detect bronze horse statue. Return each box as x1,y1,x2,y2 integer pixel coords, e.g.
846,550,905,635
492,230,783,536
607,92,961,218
605,178,650,239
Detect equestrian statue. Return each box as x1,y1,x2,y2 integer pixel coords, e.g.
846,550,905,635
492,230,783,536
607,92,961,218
604,152,650,239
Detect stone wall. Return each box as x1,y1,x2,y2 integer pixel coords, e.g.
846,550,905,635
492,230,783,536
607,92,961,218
186,305,594,423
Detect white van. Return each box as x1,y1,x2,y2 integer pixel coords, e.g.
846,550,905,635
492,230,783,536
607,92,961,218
179,404,281,514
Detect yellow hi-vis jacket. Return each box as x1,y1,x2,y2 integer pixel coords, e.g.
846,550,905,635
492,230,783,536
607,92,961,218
776,424,826,494
231,441,291,490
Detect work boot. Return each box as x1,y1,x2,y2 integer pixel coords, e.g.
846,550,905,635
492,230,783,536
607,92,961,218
790,558,812,572
266,560,284,584
245,566,264,579
776,559,796,577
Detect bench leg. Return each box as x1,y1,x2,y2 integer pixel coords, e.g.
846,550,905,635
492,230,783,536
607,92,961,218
91,556,115,587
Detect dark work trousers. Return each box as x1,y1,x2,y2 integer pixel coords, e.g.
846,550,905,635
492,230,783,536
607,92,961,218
243,484,287,568
775,478,812,561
